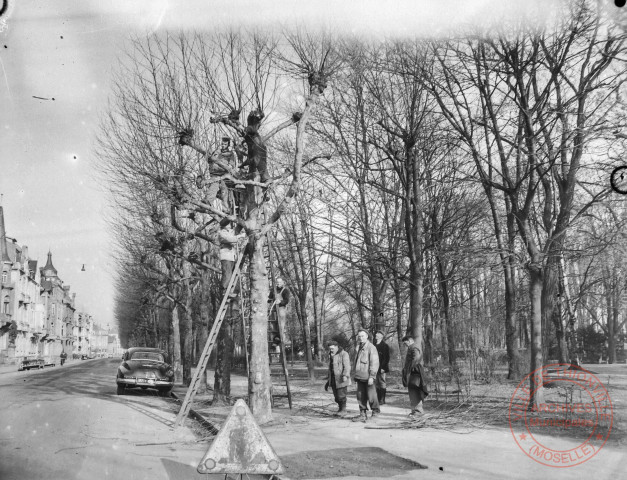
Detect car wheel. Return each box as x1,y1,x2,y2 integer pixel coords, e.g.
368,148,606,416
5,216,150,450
117,384,126,395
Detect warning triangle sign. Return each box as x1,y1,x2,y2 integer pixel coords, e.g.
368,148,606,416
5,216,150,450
197,399,284,475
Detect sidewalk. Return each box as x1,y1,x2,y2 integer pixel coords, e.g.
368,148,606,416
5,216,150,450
0,357,86,375
171,368,627,480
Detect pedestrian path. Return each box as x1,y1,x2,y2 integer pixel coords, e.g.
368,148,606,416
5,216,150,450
171,368,415,431
0,358,84,375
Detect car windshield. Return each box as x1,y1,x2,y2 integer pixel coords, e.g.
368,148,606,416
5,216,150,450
130,352,164,362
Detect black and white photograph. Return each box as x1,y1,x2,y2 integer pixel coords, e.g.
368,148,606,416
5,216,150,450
1,1,627,479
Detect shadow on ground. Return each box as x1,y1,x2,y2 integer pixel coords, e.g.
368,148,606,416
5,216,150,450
281,446,427,479
161,447,426,480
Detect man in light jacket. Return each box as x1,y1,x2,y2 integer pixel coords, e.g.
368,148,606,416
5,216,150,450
352,329,380,422
218,219,245,296
324,341,351,416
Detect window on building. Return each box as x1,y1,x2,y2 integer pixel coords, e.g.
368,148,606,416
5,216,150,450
1,271,6,284
2,297,9,314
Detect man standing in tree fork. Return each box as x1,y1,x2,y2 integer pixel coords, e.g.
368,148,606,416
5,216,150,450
373,330,390,405
352,329,380,423
325,340,351,416
402,335,428,417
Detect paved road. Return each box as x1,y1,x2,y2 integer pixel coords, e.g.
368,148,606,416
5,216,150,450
0,359,208,480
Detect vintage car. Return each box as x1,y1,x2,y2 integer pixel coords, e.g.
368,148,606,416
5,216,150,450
17,357,45,371
116,347,174,397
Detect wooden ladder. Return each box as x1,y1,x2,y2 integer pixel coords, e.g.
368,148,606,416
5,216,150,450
266,230,293,409
173,242,248,428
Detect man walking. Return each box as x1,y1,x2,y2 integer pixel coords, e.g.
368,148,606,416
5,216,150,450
324,341,351,416
352,329,379,422
402,335,429,417
374,331,390,405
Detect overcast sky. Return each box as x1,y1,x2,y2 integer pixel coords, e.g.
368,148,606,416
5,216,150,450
0,0,567,329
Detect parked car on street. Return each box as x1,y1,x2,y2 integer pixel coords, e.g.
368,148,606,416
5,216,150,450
116,347,174,397
17,357,44,371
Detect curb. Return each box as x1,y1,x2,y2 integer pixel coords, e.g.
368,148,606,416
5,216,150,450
170,391,219,435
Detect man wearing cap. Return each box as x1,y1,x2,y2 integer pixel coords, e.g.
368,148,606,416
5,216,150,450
374,330,390,405
402,335,428,417
324,340,351,416
352,329,380,422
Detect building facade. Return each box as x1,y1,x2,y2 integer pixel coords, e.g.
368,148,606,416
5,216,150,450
0,206,94,365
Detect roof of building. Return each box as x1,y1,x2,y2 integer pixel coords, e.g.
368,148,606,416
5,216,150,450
43,251,57,276
0,206,10,263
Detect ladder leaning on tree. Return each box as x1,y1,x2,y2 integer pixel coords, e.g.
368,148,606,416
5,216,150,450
173,241,248,428
174,228,293,428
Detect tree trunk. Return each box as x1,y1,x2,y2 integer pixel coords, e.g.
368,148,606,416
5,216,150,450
300,297,316,381
437,255,455,365
504,262,522,378
528,261,545,408
181,276,193,386
196,270,211,394
607,283,617,364
248,238,272,423
406,149,423,348
213,308,234,403
393,277,406,363
171,303,183,384
542,256,568,363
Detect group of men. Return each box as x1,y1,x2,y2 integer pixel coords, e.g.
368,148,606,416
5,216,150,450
325,329,428,422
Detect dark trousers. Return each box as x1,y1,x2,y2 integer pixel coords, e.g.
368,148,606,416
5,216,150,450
330,375,347,403
356,380,379,413
408,384,427,410
221,259,234,291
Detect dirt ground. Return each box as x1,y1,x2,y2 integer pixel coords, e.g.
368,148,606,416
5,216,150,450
176,362,627,479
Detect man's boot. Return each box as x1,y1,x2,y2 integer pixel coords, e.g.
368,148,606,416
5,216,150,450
376,388,382,404
338,400,347,417
352,410,367,422
380,389,386,405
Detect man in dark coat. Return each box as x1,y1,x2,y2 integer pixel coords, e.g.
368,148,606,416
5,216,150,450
239,110,269,183
324,341,351,416
402,335,428,417
374,330,390,405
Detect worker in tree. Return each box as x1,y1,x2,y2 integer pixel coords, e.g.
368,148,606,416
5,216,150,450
239,110,269,183
269,277,290,337
207,137,243,207
324,340,351,416
218,219,245,299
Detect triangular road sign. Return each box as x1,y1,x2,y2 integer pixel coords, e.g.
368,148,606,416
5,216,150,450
197,399,284,475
